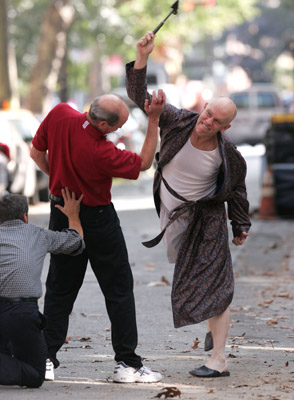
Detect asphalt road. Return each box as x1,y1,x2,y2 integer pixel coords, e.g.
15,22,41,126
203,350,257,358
1,176,294,400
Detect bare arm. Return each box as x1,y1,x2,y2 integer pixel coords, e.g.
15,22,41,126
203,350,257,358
140,90,165,171
55,187,84,239
30,145,49,175
134,31,155,70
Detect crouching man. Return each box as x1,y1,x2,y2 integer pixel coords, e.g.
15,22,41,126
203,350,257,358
0,188,84,388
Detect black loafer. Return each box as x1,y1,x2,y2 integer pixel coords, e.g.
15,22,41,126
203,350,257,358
189,365,230,378
204,331,213,351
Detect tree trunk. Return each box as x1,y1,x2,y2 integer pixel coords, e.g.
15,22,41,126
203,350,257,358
58,48,68,103
25,0,74,114
0,0,11,107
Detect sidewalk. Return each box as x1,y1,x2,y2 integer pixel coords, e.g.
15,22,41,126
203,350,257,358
3,185,294,400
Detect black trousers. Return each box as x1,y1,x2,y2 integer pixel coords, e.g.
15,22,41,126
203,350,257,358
44,200,142,369
0,301,47,388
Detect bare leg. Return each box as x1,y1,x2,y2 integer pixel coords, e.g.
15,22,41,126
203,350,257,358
205,307,230,372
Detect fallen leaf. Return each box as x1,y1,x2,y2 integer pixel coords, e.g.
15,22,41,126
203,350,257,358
64,336,71,344
154,387,181,399
191,338,199,349
80,313,87,317
277,292,290,298
161,276,170,285
285,361,289,367
267,319,278,325
262,271,275,276
264,299,274,304
269,242,278,249
79,337,91,342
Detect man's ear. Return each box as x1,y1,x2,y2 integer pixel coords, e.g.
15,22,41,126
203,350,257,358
96,120,108,133
23,213,28,224
220,123,231,133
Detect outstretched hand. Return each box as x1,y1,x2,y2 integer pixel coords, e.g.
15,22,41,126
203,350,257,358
55,187,83,219
144,90,166,119
232,232,249,246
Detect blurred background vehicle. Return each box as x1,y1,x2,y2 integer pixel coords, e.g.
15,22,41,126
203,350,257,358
0,142,10,196
0,114,36,200
0,109,49,203
228,84,285,145
107,108,146,153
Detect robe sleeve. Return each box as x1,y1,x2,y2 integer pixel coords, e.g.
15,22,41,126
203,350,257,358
226,145,251,237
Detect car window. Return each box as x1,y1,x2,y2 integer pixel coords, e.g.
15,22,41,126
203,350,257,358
9,117,39,143
231,93,249,109
257,92,276,108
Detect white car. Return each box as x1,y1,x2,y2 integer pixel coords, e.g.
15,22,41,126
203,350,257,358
0,115,36,199
229,84,284,145
0,109,49,202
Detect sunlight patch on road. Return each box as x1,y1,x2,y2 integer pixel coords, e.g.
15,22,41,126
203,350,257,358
230,344,294,352
28,196,155,214
29,201,50,215
84,353,204,361
48,379,208,394
112,196,154,211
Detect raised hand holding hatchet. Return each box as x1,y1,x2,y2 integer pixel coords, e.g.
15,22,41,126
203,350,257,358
135,31,155,69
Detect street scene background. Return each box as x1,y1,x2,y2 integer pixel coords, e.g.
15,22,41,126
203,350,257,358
0,0,294,398
1,172,293,400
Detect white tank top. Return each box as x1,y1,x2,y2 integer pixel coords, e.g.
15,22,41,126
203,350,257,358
160,138,222,211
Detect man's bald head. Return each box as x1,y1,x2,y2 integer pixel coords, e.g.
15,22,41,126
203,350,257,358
89,94,129,127
207,97,237,124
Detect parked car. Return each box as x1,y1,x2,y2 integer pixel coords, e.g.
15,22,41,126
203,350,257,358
229,84,284,145
0,142,10,196
0,115,37,200
0,109,49,202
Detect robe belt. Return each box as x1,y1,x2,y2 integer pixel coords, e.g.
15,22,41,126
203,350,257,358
142,200,198,248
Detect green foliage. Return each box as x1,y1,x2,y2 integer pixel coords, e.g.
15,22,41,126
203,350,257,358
7,0,260,94
8,0,50,81
116,0,259,59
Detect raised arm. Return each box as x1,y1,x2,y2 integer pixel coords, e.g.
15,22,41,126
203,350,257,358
140,90,165,171
134,31,155,70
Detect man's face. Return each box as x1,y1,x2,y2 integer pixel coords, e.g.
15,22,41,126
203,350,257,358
196,102,231,137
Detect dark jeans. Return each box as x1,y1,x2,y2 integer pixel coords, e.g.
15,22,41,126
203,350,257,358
44,200,142,369
0,302,47,388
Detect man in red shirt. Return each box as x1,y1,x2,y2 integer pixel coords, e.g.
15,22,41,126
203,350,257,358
30,92,165,383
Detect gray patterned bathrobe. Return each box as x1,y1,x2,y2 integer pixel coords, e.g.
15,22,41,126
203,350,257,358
126,62,251,328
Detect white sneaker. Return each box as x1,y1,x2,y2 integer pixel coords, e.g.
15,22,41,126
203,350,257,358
45,359,55,381
113,361,162,383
